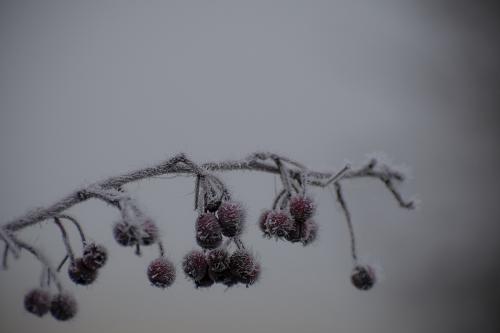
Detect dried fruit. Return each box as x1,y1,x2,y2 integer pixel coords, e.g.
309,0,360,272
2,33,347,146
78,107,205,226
139,219,159,246
229,249,260,286
82,243,107,270
112,222,138,246
217,201,245,237
50,293,77,321
351,265,376,290
265,210,294,238
68,258,98,285
289,195,315,223
24,288,51,317
195,213,223,249
147,257,176,288
182,250,208,282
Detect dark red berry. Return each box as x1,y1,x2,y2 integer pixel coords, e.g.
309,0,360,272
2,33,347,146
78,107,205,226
265,210,294,238
24,288,51,317
50,293,77,321
147,257,176,288
82,243,107,270
289,195,315,223
206,248,230,273
351,265,376,290
229,249,260,286
217,201,245,237
68,258,98,285
195,213,223,249
112,222,138,246
194,272,214,288
139,219,159,246
182,250,208,282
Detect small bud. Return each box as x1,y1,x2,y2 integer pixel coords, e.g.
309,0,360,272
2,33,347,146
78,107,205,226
68,258,98,285
24,288,51,317
182,250,208,282
112,222,138,246
351,265,376,290
265,210,294,238
229,249,260,286
289,195,315,223
147,257,176,288
217,201,245,237
139,219,159,246
82,243,107,270
50,293,78,321
195,213,223,249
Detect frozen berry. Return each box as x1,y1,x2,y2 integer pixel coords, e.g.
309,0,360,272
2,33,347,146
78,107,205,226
112,222,138,246
286,219,318,245
50,293,77,321
182,250,208,282
82,243,107,270
265,210,294,238
289,195,315,223
258,209,271,237
217,201,245,237
147,257,176,288
195,213,223,249
139,219,159,246
68,258,98,285
206,248,230,273
229,249,260,286
351,265,376,290
194,273,214,288
24,288,51,317
205,197,221,213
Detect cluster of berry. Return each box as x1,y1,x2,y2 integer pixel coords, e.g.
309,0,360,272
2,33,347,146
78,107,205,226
182,200,260,288
24,289,77,321
259,195,318,246
68,242,107,285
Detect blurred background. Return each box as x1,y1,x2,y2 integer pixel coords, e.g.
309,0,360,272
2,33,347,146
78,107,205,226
1,1,499,332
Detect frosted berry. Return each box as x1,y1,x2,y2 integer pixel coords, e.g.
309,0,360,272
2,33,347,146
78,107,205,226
147,257,176,288
351,265,376,290
217,201,245,237
24,288,51,317
286,219,318,245
182,250,208,282
195,213,223,249
68,258,98,285
229,249,260,286
82,243,107,270
206,248,230,273
195,273,214,288
265,210,294,238
139,219,159,246
258,209,272,238
112,222,138,246
289,195,315,223
205,197,221,213
50,293,77,321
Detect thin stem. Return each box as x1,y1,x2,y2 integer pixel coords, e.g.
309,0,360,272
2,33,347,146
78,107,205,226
53,217,75,262
0,227,20,257
158,241,165,257
334,182,358,262
56,255,69,272
57,214,87,246
2,244,8,270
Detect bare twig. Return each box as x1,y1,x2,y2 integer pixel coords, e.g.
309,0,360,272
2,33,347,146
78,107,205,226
334,182,358,262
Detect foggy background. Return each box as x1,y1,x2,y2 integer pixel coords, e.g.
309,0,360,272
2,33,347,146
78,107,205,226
1,1,499,332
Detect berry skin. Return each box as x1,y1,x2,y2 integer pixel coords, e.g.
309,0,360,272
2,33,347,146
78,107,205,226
257,209,272,237
50,293,78,321
289,195,315,223
206,248,230,273
24,288,51,317
195,213,223,249
112,222,139,246
82,243,107,270
351,265,376,290
229,249,260,286
68,258,98,285
139,219,159,246
147,257,176,288
182,250,208,282
265,210,294,238
217,201,245,237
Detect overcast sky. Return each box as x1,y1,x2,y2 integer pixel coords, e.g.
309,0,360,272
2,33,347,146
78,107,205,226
1,1,499,333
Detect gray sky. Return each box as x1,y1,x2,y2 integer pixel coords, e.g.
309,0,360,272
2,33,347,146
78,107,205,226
1,1,499,332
